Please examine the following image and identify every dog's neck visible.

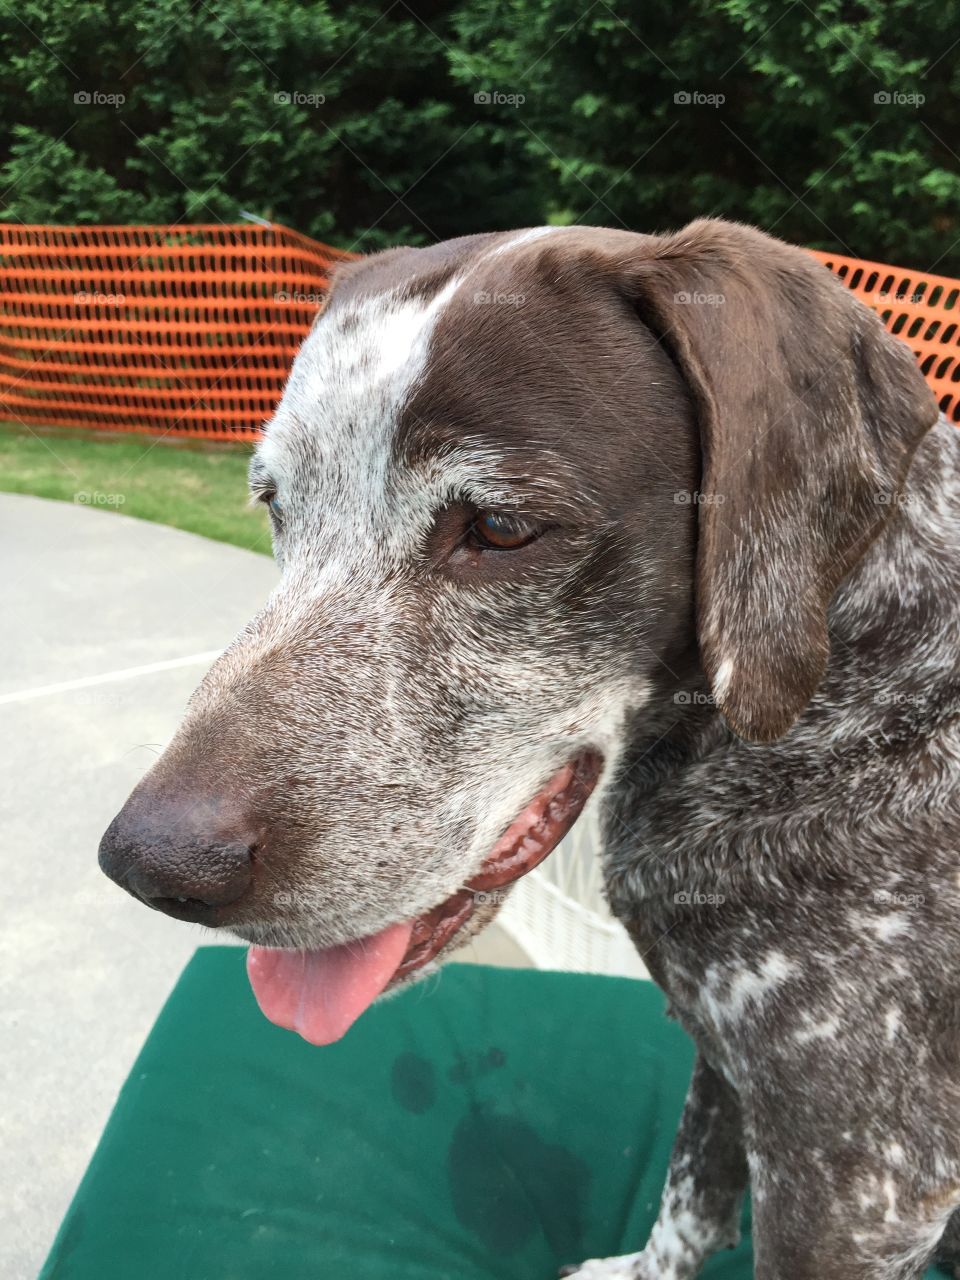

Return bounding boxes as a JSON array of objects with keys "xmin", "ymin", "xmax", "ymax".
[
  {"xmin": 826, "ymin": 414, "xmax": 960, "ymax": 711},
  {"xmin": 601, "ymin": 416, "xmax": 960, "ymax": 910}
]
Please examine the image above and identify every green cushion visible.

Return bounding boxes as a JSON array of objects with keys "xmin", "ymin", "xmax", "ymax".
[{"xmin": 41, "ymin": 948, "xmax": 948, "ymax": 1279}]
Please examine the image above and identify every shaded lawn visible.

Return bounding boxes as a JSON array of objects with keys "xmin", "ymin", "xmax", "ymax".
[{"xmin": 0, "ymin": 423, "xmax": 272, "ymax": 554}]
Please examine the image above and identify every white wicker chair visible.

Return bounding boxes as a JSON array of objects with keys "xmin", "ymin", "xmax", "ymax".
[{"xmin": 499, "ymin": 800, "xmax": 649, "ymax": 978}]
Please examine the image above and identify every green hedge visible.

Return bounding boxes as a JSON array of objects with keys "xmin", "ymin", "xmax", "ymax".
[{"xmin": 1, "ymin": 0, "xmax": 957, "ymax": 269}]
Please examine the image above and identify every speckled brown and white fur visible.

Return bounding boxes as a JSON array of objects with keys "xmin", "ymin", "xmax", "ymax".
[
  {"xmin": 579, "ymin": 412, "xmax": 960, "ymax": 1280},
  {"xmin": 102, "ymin": 220, "xmax": 960, "ymax": 1279}
]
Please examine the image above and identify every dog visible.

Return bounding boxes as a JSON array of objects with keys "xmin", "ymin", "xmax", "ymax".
[{"xmin": 99, "ymin": 218, "xmax": 960, "ymax": 1279}]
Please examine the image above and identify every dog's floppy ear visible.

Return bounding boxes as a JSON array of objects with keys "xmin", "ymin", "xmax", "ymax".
[{"xmin": 623, "ymin": 218, "xmax": 937, "ymax": 743}]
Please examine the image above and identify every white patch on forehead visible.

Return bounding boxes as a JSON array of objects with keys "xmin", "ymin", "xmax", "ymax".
[
  {"xmin": 486, "ymin": 225, "xmax": 564, "ymax": 257},
  {"xmin": 256, "ymin": 273, "xmax": 463, "ymax": 524},
  {"xmin": 303, "ymin": 273, "xmax": 461, "ymax": 405},
  {"xmin": 375, "ymin": 276, "xmax": 462, "ymax": 377},
  {"xmin": 261, "ymin": 229, "xmax": 579, "ymax": 500}
]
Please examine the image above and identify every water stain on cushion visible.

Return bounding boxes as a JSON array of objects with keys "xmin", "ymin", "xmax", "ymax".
[
  {"xmin": 390, "ymin": 1052, "xmax": 436, "ymax": 1114},
  {"xmin": 448, "ymin": 1046, "xmax": 507, "ymax": 1085},
  {"xmin": 447, "ymin": 1106, "xmax": 589, "ymax": 1257}
]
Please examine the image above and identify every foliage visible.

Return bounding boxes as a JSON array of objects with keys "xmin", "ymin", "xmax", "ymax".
[{"xmin": 0, "ymin": 0, "xmax": 957, "ymax": 269}]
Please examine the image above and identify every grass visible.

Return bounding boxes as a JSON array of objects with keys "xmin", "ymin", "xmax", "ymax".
[{"xmin": 0, "ymin": 422, "xmax": 272, "ymax": 554}]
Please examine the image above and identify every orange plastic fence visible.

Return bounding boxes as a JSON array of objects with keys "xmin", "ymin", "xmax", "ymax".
[
  {"xmin": 809, "ymin": 248, "xmax": 960, "ymax": 424},
  {"xmin": 0, "ymin": 226, "xmax": 957, "ymax": 439},
  {"xmin": 0, "ymin": 223, "xmax": 356, "ymax": 440}
]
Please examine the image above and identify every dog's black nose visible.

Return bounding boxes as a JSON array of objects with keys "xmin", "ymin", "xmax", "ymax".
[{"xmin": 98, "ymin": 795, "xmax": 255, "ymax": 924}]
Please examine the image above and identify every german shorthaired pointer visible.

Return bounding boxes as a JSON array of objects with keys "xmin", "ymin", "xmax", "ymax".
[{"xmin": 100, "ymin": 219, "xmax": 960, "ymax": 1279}]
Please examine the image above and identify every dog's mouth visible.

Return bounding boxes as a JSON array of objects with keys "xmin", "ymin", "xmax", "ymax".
[{"xmin": 245, "ymin": 751, "xmax": 603, "ymax": 1046}]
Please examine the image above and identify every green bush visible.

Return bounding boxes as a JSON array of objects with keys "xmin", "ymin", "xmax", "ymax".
[
  {"xmin": 0, "ymin": 0, "xmax": 957, "ymax": 270},
  {"xmin": 450, "ymin": 0, "xmax": 960, "ymax": 271},
  {"xmin": 0, "ymin": 1, "xmax": 544, "ymax": 250}
]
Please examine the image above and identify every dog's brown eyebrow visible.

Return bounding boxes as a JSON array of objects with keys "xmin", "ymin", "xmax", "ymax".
[
  {"xmin": 447, "ymin": 473, "xmax": 585, "ymax": 515},
  {"xmin": 398, "ymin": 419, "xmax": 598, "ymax": 512}
]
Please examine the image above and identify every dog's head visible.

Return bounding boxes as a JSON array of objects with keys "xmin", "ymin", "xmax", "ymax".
[{"xmin": 99, "ymin": 221, "xmax": 936, "ymax": 1043}]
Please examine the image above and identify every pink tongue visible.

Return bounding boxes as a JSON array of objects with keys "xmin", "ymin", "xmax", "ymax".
[{"xmin": 246, "ymin": 921, "xmax": 413, "ymax": 1046}]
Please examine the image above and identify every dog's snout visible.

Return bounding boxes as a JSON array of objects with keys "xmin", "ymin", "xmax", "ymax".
[{"xmin": 98, "ymin": 794, "xmax": 256, "ymax": 923}]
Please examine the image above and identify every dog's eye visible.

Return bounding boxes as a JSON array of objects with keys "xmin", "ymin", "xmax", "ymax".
[
  {"xmin": 468, "ymin": 511, "xmax": 541, "ymax": 551},
  {"xmin": 255, "ymin": 490, "xmax": 283, "ymax": 528}
]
